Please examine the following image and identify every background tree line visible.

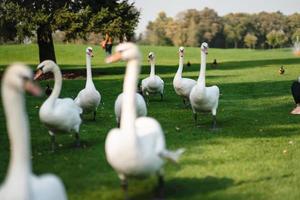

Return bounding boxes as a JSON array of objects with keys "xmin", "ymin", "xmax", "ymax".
[
  {"xmin": 140, "ymin": 8, "xmax": 300, "ymax": 49},
  {"xmin": 0, "ymin": 0, "xmax": 140, "ymax": 62}
]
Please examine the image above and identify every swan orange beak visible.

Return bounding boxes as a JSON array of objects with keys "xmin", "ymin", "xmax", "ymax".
[
  {"xmin": 106, "ymin": 52, "xmax": 122, "ymax": 63},
  {"xmin": 34, "ymin": 69, "xmax": 43, "ymax": 80},
  {"xmin": 24, "ymin": 80, "xmax": 42, "ymax": 96}
]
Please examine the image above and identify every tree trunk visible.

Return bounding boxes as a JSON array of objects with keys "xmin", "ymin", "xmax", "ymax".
[
  {"xmin": 37, "ymin": 24, "xmax": 56, "ymax": 63},
  {"xmin": 234, "ymin": 41, "xmax": 238, "ymax": 48}
]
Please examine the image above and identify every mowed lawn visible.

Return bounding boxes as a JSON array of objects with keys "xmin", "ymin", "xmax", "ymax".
[{"xmin": 1, "ymin": 44, "xmax": 300, "ymax": 200}]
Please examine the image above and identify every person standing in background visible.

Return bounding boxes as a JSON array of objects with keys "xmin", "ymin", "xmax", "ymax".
[
  {"xmin": 291, "ymin": 77, "xmax": 300, "ymax": 114},
  {"xmin": 102, "ymin": 33, "xmax": 113, "ymax": 57}
]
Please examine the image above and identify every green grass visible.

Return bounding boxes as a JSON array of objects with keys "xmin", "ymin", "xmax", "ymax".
[{"xmin": 1, "ymin": 43, "xmax": 300, "ymax": 200}]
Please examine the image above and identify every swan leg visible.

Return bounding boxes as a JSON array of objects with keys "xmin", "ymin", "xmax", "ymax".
[
  {"xmin": 117, "ymin": 117, "xmax": 120, "ymax": 128},
  {"xmin": 182, "ymin": 98, "xmax": 186, "ymax": 105},
  {"xmin": 75, "ymin": 132, "xmax": 81, "ymax": 148},
  {"xmin": 50, "ymin": 134, "xmax": 56, "ymax": 152},
  {"xmin": 160, "ymin": 93, "xmax": 163, "ymax": 101},
  {"xmin": 120, "ymin": 178, "xmax": 129, "ymax": 200},
  {"xmin": 182, "ymin": 98, "xmax": 190, "ymax": 108},
  {"xmin": 155, "ymin": 172, "xmax": 165, "ymax": 199},
  {"xmin": 212, "ymin": 115, "xmax": 217, "ymax": 129},
  {"xmin": 93, "ymin": 111, "xmax": 96, "ymax": 121},
  {"xmin": 193, "ymin": 113, "xmax": 197, "ymax": 124}
]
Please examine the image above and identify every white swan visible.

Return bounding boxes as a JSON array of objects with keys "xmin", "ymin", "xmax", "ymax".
[
  {"xmin": 190, "ymin": 42, "xmax": 220, "ymax": 128},
  {"xmin": 141, "ymin": 52, "xmax": 164, "ymax": 101},
  {"xmin": 114, "ymin": 93, "xmax": 147, "ymax": 126},
  {"xmin": 105, "ymin": 43, "xmax": 184, "ymax": 199},
  {"xmin": 173, "ymin": 47, "xmax": 197, "ymax": 105},
  {"xmin": 74, "ymin": 47, "xmax": 101, "ymax": 120},
  {"xmin": 34, "ymin": 60, "xmax": 82, "ymax": 151},
  {"xmin": 0, "ymin": 63, "xmax": 67, "ymax": 200}
]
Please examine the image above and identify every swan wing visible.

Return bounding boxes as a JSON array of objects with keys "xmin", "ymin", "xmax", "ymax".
[
  {"xmin": 114, "ymin": 93, "xmax": 147, "ymax": 123},
  {"xmin": 135, "ymin": 117, "xmax": 165, "ymax": 155},
  {"xmin": 75, "ymin": 88, "xmax": 101, "ymax": 112},
  {"xmin": 175, "ymin": 78, "xmax": 197, "ymax": 97},
  {"xmin": 40, "ymin": 98, "xmax": 82, "ymax": 132}
]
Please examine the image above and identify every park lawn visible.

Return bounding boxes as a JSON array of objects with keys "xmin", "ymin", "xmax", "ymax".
[{"xmin": 0, "ymin": 43, "xmax": 300, "ymax": 200}]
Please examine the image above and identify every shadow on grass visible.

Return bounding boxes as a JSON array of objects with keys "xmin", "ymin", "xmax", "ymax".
[
  {"xmin": 216, "ymin": 57, "xmax": 300, "ymax": 71},
  {"xmin": 165, "ymin": 176, "xmax": 234, "ymax": 199},
  {"xmin": 220, "ymin": 79, "xmax": 294, "ymax": 100},
  {"xmin": 1, "ymin": 56, "xmax": 297, "ymax": 78},
  {"xmin": 235, "ymin": 173, "xmax": 293, "ymax": 186}
]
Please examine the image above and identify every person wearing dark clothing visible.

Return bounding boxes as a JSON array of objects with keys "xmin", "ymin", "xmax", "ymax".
[
  {"xmin": 291, "ymin": 78, "xmax": 300, "ymax": 114},
  {"xmin": 103, "ymin": 33, "xmax": 113, "ymax": 56}
]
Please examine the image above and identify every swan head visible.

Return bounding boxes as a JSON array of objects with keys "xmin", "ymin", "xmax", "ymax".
[
  {"xmin": 179, "ymin": 47, "xmax": 184, "ymax": 57},
  {"xmin": 86, "ymin": 47, "xmax": 94, "ymax": 57},
  {"xmin": 34, "ymin": 60, "xmax": 57, "ymax": 80},
  {"xmin": 105, "ymin": 42, "xmax": 141, "ymax": 63},
  {"xmin": 201, "ymin": 42, "xmax": 209, "ymax": 55},
  {"xmin": 2, "ymin": 63, "xmax": 42, "ymax": 96},
  {"xmin": 148, "ymin": 52, "xmax": 155, "ymax": 62}
]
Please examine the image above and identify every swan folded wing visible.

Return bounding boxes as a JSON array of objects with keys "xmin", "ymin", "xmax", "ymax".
[
  {"xmin": 178, "ymin": 78, "xmax": 197, "ymax": 96},
  {"xmin": 135, "ymin": 118, "xmax": 185, "ymax": 164},
  {"xmin": 32, "ymin": 174, "xmax": 67, "ymax": 200},
  {"xmin": 55, "ymin": 98, "xmax": 83, "ymax": 114},
  {"xmin": 75, "ymin": 89, "xmax": 100, "ymax": 112},
  {"xmin": 135, "ymin": 117, "xmax": 166, "ymax": 155},
  {"xmin": 41, "ymin": 98, "xmax": 82, "ymax": 132},
  {"xmin": 144, "ymin": 77, "xmax": 163, "ymax": 93},
  {"xmin": 204, "ymin": 86, "xmax": 220, "ymax": 104}
]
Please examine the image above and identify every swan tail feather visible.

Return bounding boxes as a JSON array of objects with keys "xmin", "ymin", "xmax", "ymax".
[{"xmin": 159, "ymin": 148, "xmax": 185, "ymax": 163}]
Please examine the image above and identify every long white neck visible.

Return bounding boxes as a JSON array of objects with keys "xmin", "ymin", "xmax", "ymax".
[
  {"xmin": 1, "ymin": 82, "xmax": 31, "ymax": 191},
  {"xmin": 198, "ymin": 51, "xmax": 207, "ymax": 87},
  {"xmin": 85, "ymin": 54, "xmax": 94, "ymax": 88},
  {"xmin": 175, "ymin": 55, "xmax": 184, "ymax": 78},
  {"xmin": 47, "ymin": 65, "xmax": 62, "ymax": 105},
  {"xmin": 120, "ymin": 59, "xmax": 140, "ymax": 135},
  {"xmin": 150, "ymin": 60, "xmax": 155, "ymax": 77}
]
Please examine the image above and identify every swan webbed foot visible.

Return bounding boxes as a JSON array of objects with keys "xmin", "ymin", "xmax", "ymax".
[
  {"xmin": 50, "ymin": 135, "xmax": 56, "ymax": 152},
  {"xmin": 74, "ymin": 132, "xmax": 81, "ymax": 148},
  {"xmin": 155, "ymin": 174, "xmax": 165, "ymax": 200},
  {"xmin": 93, "ymin": 111, "xmax": 96, "ymax": 121},
  {"xmin": 120, "ymin": 178, "xmax": 129, "ymax": 200}
]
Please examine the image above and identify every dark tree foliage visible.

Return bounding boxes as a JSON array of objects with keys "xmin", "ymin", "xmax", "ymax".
[{"xmin": 0, "ymin": 0, "xmax": 140, "ymax": 62}]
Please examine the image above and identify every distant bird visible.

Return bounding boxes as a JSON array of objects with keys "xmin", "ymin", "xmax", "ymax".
[
  {"xmin": 212, "ymin": 58, "xmax": 218, "ymax": 68},
  {"xmin": 45, "ymin": 84, "xmax": 52, "ymax": 97},
  {"xmin": 141, "ymin": 52, "xmax": 164, "ymax": 101},
  {"xmin": 187, "ymin": 61, "xmax": 191, "ymax": 67},
  {"xmin": 190, "ymin": 43, "xmax": 220, "ymax": 129},
  {"xmin": 279, "ymin": 66, "xmax": 285, "ymax": 75},
  {"xmin": 74, "ymin": 47, "xmax": 101, "ymax": 120},
  {"xmin": 173, "ymin": 47, "xmax": 197, "ymax": 106}
]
